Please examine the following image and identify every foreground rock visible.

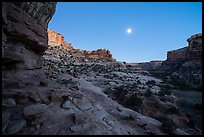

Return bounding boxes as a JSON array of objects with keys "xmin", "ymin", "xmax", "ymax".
[
  {"xmin": 23, "ymin": 104, "xmax": 48, "ymax": 116},
  {"xmin": 5, "ymin": 119, "xmax": 27, "ymax": 135}
]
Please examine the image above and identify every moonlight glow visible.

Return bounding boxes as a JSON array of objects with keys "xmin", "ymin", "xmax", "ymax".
[{"xmin": 127, "ymin": 28, "xmax": 132, "ymax": 34}]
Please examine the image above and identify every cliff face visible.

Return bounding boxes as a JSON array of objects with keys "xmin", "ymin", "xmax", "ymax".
[
  {"xmin": 48, "ymin": 29, "xmax": 65, "ymax": 46},
  {"xmin": 167, "ymin": 33, "xmax": 202, "ymax": 62},
  {"xmin": 48, "ymin": 29, "xmax": 74, "ymax": 49},
  {"xmin": 167, "ymin": 47, "xmax": 187, "ymax": 62},
  {"xmin": 2, "ymin": 2, "xmax": 56, "ymax": 79},
  {"xmin": 187, "ymin": 33, "xmax": 202, "ymax": 61},
  {"xmin": 163, "ymin": 34, "xmax": 202, "ymax": 90},
  {"xmin": 47, "ymin": 29, "xmax": 116, "ymax": 61}
]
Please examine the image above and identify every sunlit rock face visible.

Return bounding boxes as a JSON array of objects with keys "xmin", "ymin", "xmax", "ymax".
[
  {"xmin": 48, "ymin": 29, "xmax": 65, "ymax": 46},
  {"xmin": 48, "ymin": 29, "xmax": 73, "ymax": 47},
  {"xmin": 2, "ymin": 2, "xmax": 56, "ymax": 78},
  {"xmin": 47, "ymin": 29, "xmax": 116, "ymax": 62}
]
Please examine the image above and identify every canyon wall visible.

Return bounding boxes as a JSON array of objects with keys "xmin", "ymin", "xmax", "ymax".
[
  {"xmin": 2, "ymin": 2, "xmax": 57, "ymax": 82},
  {"xmin": 145, "ymin": 33, "xmax": 202, "ymax": 90},
  {"xmin": 167, "ymin": 33, "xmax": 202, "ymax": 62},
  {"xmin": 186, "ymin": 33, "xmax": 202, "ymax": 61},
  {"xmin": 47, "ymin": 29, "xmax": 116, "ymax": 61},
  {"xmin": 167, "ymin": 47, "xmax": 187, "ymax": 62},
  {"xmin": 2, "ymin": 2, "xmax": 56, "ymax": 79}
]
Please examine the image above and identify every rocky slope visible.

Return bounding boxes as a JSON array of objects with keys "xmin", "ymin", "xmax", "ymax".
[
  {"xmin": 138, "ymin": 33, "xmax": 202, "ymax": 91},
  {"xmin": 2, "ymin": 2, "xmax": 202, "ymax": 135},
  {"xmin": 43, "ymin": 30, "xmax": 202, "ymax": 135}
]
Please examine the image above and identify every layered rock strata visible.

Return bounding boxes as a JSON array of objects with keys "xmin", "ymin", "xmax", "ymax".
[
  {"xmin": 47, "ymin": 29, "xmax": 116, "ymax": 61},
  {"xmin": 2, "ymin": 2, "xmax": 56, "ymax": 79},
  {"xmin": 167, "ymin": 33, "xmax": 202, "ymax": 62}
]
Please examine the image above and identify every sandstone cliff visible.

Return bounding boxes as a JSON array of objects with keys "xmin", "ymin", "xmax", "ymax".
[
  {"xmin": 167, "ymin": 33, "xmax": 202, "ymax": 62},
  {"xmin": 47, "ymin": 29, "xmax": 116, "ymax": 62},
  {"xmin": 2, "ymin": 2, "xmax": 56, "ymax": 79}
]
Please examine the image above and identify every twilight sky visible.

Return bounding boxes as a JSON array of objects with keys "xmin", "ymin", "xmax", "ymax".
[{"xmin": 48, "ymin": 2, "xmax": 202, "ymax": 63}]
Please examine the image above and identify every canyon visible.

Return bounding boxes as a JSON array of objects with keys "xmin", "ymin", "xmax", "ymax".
[{"xmin": 2, "ymin": 2, "xmax": 202, "ymax": 135}]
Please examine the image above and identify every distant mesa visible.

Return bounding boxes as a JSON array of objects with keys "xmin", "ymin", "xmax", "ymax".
[{"xmin": 47, "ymin": 29, "xmax": 116, "ymax": 62}]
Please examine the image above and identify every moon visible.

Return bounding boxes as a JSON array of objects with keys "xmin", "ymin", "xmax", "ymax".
[
  {"xmin": 127, "ymin": 28, "xmax": 132, "ymax": 34},
  {"xmin": 126, "ymin": 28, "xmax": 132, "ymax": 34}
]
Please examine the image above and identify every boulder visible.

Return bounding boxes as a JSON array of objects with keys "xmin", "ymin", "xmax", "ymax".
[{"xmin": 23, "ymin": 104, "xmax": 48, "ymax": 116}]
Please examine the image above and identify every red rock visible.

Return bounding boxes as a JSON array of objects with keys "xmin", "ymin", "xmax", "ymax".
[{"xmin": 47, "ymin": 29, "xmax": 116, "ymax": 62}]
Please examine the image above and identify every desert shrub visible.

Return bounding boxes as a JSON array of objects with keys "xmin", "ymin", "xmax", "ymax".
[
  {"xmin": 113, "ymin": 86, "xmax": 128, "ymax": 102},
  {"xmin": 146, "ymin": 80, "xmax": 156, "ymax": 85},
  {"xmin": 125, "ymin": 93, "xmax": 143, "ymax": 108},
  {"xmin": 159, "ymin": 96, "xmax": 167, "ymax": 102},
  {"xmin": 158, "ymin": 117, "xmax": 174, "ymax": 135},
  {"xmin": 168, "ymin": 106, "xmax": 180, "ymax": 114},
  {"xmin": 158, "ymin": 91, "xmax": 164, "ymax": 96},
  {"xmin": 158, "ymin": 85, "xmax": 172, "ymax": 96},
  {"xmin": 144, "ymin": 88, "xmax": 153, "ymax": 97},
  {"xmin": 131, "ymin": 83, "xmax": 138, "ymax": 90},
  {"xmin": 161, "ymin": 84, "xmax": 172, "ymax": 91},
  {"xmin": 169, "ymin": 78, "xmax": 193, "ymax": 90},
  {"xmin": 162, "ymin": 120, "xmax": 174, "ymax": 134},
  {"xmin": 136, "ymin": 80, "xmax": 142, "ymax": 84}
]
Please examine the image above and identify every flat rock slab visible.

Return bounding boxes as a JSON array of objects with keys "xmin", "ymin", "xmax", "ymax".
[
  {"xmin": 6, "ymin": 119, "xmax": 27, "ymax": 135},
  {"xmin": 73, "ymin": 97, "xmax": 93, "ymax": 111},
  {"xmin": 23, "ymin": 104, "xmax": 48, "ymax": 116},
  {"xmin": 2, "ymin": 112, "xmax": 11, "ymax": 133},
  {"xmin": 2, "ymin": 98, "xmax": 16, "ymax": 107}
]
